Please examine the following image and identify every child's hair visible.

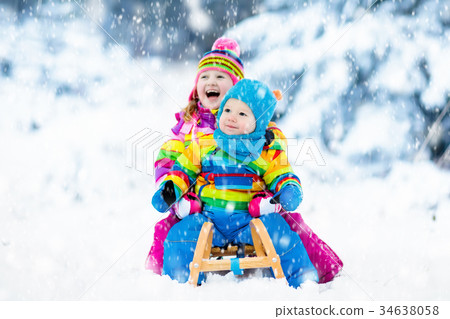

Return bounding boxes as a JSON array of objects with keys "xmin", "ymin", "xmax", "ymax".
[
  {"xmin": 183, "ymin": 37, "xmax": 244, "ymax": 122},
  {"xmin": 182, "ymin": 98, "xmax": 199, "ymax": 122}
]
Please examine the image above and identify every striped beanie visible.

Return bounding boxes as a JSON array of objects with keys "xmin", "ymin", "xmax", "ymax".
[{"xmin": 189, "ymin": 37, "xmax": 245, "ymax": 101}]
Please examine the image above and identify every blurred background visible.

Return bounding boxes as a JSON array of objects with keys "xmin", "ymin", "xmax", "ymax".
[{"xmin": 1, "ymin": 0, "xmax": 449, "ymax": 167}]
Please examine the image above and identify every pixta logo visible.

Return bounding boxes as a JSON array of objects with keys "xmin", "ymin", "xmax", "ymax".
[
  {"xmin": 285, "ymin": 138, "xmax": 326, "ymax": 166},
  {"xmin": 126, "ymin": 128, "xmax": 326, "ymax": 175},
  {"xmin": 125, "ymin": 128, "xmax": 172, "ymax": 176}
]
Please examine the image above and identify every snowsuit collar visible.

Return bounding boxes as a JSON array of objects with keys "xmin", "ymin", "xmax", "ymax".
[
  {"xmin": 171, "ymin": 103, "xmax": 217, "ymax": 136},
  {"xmin": 213, "ymin": 129, "xmax": 267, "ymax": 163}
]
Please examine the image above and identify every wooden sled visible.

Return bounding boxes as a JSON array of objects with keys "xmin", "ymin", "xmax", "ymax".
[{"xmin": 188, "ymin": 218, "xmax": 286, "ymax": 286}]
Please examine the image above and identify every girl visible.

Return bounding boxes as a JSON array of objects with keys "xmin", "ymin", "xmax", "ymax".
[
  {"xmin": 146, "ymin": 38, "xmax": 343, "ymax": 283},
  {"xmin": 146, "ymin": 37, "xmax": 245, "ymax": 274}
]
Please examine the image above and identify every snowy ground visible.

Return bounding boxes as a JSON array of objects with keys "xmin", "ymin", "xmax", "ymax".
[{"xmin": 1, "ymin": 13, "xmax": 450, "ymax": 302}]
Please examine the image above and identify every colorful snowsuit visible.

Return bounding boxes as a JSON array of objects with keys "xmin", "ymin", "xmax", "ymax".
[
  {"xmin": 146, "ymin": 106, "xmax": 343, "ymax": 283},
  {"xmin": 160, "ymin": 135, "xmax": 318, "ymax": 287},
  {"xmin": 154, "ymin": 105, "xmax": 217, "ymax": 186}
]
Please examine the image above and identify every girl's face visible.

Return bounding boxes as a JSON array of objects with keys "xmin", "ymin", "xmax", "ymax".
[
  {"xmin": 196, "ymin": 70, "xmax": 234, "ymax": 110},
  {"xmin": 219, "ymin": 98, "xmax": 256, "ymax": 135}
]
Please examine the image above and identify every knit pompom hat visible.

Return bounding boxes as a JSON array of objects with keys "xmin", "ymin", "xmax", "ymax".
[{"xmin": 188, "ymin": 37, "xmax": 245, "ymax": 101}]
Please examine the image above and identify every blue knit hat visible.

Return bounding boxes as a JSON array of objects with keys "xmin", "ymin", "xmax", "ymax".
[
  {"xmin": 214, "ymin": 79, "xmax": 279, "ymax": 162},
  {"xmin": 217, "ymin": 79, "xmax": 277, "ymax": 134}
]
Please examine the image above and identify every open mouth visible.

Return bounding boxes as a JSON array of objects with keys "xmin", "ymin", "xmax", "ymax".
[{"xmin": 206, "ymin": 90, "xmax": 220, "ymax": 98}]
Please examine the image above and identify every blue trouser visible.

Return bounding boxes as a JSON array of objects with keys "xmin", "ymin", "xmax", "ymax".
[{"xmin": 162, "ymin": 213, "xmax": 318, "ymax": 288}]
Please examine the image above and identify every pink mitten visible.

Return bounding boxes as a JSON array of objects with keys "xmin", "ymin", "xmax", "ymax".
[
  {"xmin": 173, "ymin": 192, "xmax": 202, "ymax": 219},
  {"xmin": 248, "ymin": 192, "xmax": 282, "ymax": 218}
]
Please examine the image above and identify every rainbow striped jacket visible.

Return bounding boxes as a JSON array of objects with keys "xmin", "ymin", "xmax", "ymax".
[
  {"xmin": 161, "ymin": 132, "xmax": 301, "ymax": 216},
  {"xmin": 154, "ymin": 106, "xmax": 217, "ymax": 185},
  {"xmin": 154, "ymin": 106, "xmax": 288, "ymax": 186}
]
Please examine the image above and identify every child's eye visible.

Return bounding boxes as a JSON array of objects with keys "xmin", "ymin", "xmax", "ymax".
[
  {"xmin": 239, "ymin": 112, "xmax": 247, "ymax": 116},
  {"xmin": 217, "ymin": 75, "xmax": 224, "ymax": 79},
  {"xmin": 200, "ymin": 74, "xmax": 208, "ymax": 79},
  {"xmin": 224, "ymin": 108, "xmax": 231, "ymax": 113}
]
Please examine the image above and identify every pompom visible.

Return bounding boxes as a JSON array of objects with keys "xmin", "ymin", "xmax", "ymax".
[
  {"xmin": 272, "ymin": 90, "xmax": 283, "ymax": 101},
  {"xmin": 212, "ymin": 37, "xmax": 240, "ymax": 57}
]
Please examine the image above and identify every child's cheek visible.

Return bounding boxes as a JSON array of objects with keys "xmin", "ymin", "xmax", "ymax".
[{"xmin": 246, "ymin": 122, "xmax": 256, "ymax": 134}]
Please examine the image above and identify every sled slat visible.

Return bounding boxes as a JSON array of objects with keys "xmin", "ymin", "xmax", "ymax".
[{"xmin": 210, "ymin": 245, "xmax": 256, "ymax": 257}]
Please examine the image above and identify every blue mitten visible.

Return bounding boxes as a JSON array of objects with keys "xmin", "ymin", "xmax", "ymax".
[
  {"xmin": 152, "ymin": 181, "xmax": 178, "ymax": 212},
  {"xmin": 271, "ymin": 184, "xmax": 303, "ymax": 212}
]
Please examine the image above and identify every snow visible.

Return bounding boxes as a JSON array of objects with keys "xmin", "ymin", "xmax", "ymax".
[
  {"xmin": 338, "ymin": 103, "xmax": 411, "ymax": 162},
  {"xmin": 185, "ymin": 0, "xmax": 212, "ymax": 33},
  {"xmin": 1, "ymin": 1, "xmax": 449, "ymax": 306},
  {"xmin": 227, "ymin": 1, "xmax": 450, "ymax": 164}
]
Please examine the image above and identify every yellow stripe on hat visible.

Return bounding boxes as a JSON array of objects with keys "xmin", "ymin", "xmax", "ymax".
[
  {"xmin": 198, "ymin": 56, "xmax": 244, "ymax": 79},
  {"xmin": 199, "ymin": 57, "xmax": 244, "ymax": 79}
]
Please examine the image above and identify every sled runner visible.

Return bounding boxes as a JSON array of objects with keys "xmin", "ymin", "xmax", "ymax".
[{"xmin": 188, "ymin": 218, "xmax": 286, "ymax": 286}]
